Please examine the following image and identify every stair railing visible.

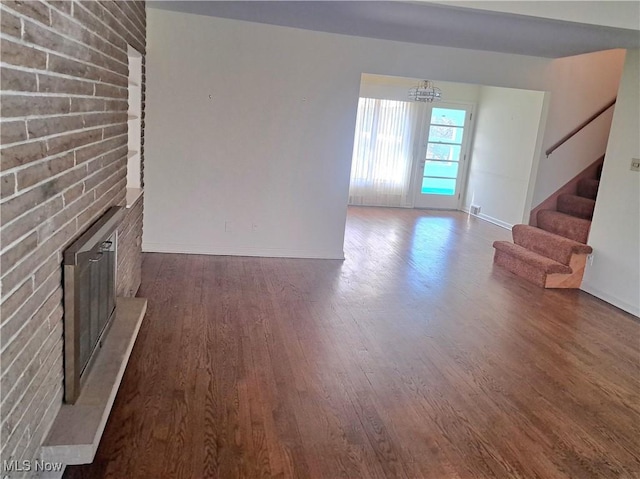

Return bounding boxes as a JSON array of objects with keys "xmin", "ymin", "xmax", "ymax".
[{"xmin": 545, "ymin": 97, "xmax": 617, "ymax": 157}]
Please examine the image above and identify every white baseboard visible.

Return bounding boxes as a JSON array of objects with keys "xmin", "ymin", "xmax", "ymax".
[
  {"xmin": 142, "ymin": 242, "xmax": 345, "ymax": 260},
  {"xmin": 580, "ymin": 283, "xmax": 640, "ymax": 318},
  {"xmin": 461, "ymin": 208, "xmax": 513, "ymax": 230},
  {"xmin": 477, "ymin": 213, "xmax": 513, "ymax": 230}
]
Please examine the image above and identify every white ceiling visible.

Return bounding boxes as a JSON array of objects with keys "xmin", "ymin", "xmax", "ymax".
[
  {"xmin": 149, "ymin": 1, "xmax": 640, "ymax": 58},
  {"xmin": 430, "ymin": 1, "xmax": 640, "ymax": 31}
]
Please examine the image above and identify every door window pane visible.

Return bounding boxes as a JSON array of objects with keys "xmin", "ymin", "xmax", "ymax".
[
  {"xmin": 428, "ymin": 126, "xmax": 464, "ymax": 144},
  {"xmin": 421, "ymin": 177, "xmax": 456, "ymax": 196},
  {"xmin": 430, "ymin": 108, "xmax": 466, "ymax": 127},
  {"xmin": 426, "ymin": 143, "xmax": 461, "ymax": 162},
  {"xmin": 423, "ymin": 160, "xmax": 459, "ymax": 179}
]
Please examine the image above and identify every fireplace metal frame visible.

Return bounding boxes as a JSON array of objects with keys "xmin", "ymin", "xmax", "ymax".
[{"xmin": 63, "ymin": 206, "xmax": 124, "ymax": 404}]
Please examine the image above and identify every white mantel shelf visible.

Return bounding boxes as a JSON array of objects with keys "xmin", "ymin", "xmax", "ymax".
[{"xmin": 41, "ymin": 297, "xmax": 147, "ymax": 465}]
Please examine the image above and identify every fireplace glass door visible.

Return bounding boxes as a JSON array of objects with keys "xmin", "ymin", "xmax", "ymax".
[{"xmin": 77, "ymin": 233, "xmax": 117, "ymax": 376}]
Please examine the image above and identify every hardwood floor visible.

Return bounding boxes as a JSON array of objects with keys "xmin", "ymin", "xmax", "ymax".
[{"xmin": 64, "ymin": 207, "xmax": 640, "ymax": 479}]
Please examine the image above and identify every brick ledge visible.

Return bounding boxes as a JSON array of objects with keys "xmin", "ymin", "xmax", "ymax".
[{"xmin": 125, "ymin": 187, "xmax": 143, "ymax": 208}]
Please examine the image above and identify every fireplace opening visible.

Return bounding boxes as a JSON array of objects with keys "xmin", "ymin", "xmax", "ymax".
[{"xmin": 63, "ymin": 206, "xmax": 124, "ymax": 404}]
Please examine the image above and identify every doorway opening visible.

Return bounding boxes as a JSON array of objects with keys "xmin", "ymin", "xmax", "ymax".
[
  {"xmin": 347, "ymin": 73, "xmax": 547, "ymax": 229},
  {"xmin": 348, "ymin": 74, "xmax": 477, "ymax": 211}
]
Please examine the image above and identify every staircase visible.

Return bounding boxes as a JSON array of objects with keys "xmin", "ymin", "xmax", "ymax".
[{"xmin": 492, "ymin": 167, "xmax": 601, "ymax": 288}]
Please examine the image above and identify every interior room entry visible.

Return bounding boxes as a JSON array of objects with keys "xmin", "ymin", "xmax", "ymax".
[{"xmin": 413, "ymin": 103, "xmax": 474, "ymax": 209}]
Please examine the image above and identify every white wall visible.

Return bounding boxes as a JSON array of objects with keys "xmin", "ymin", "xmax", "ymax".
[
  {"xmin": 532, "ymin": 49, "xmax": 626, "ymax": 207},
  {"xmin": 582, "ymin": 50, "xmax": 640, "ymax": 316},
  {"xmin": 464, "ymin": 86, "xmax": 545, "ymax": 228},
  {"xmin": 144, "ymin": 8, "xmax": 550, "ymax": 258}
]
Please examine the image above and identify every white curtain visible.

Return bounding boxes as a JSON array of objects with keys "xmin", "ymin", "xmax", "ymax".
[{"xmin": 349, "ymin": 98, "xmax": 419, "ymax": 207}]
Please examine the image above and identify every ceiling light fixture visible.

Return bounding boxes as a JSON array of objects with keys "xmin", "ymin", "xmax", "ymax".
[{"xmin": 408, "ymin": 80, "xmax": 442, "ymax": 103}]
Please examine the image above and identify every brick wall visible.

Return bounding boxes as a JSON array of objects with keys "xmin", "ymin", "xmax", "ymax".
[
  {"xmin": 117, "ymin": 194, "xmax": 143, "ymax": 297},
  {"xmin": 0, "ymin": 0, "xmax": 146, "ymax": 472}
]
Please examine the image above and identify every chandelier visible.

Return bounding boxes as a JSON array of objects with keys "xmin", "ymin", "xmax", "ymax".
[{"xmin": 408, "ymin": 80, "xmax": 442, "ymax": 103}]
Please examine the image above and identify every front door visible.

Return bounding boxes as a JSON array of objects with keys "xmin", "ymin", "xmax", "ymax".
[{"xmin": 413, "ymin": 104, "xmax": 473, "ymax": 209}]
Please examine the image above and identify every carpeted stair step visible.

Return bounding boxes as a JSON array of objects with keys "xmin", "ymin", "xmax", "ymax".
[
  {"xmin": 537, "ymin": 210, "xmax": 591, "ymax": 243},
  {"xmin": 557, "ymin": 194, "xmax": 596, "ymax": 220},
  {"xmin": 493, "ymin": 241, "xmax": 572, "ymax": 287},
  {"xmin": 512, "ymin": 225, "xmax": 592, "ymax": 266},
  {"xmin": 577, "ymin": 178, "xmax": 600, "ymax": 200}
]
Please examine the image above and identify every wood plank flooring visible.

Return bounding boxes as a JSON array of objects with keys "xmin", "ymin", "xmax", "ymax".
[{"xmin": 64, "ymin": 207, "xmax": 640, "ymax": 479}]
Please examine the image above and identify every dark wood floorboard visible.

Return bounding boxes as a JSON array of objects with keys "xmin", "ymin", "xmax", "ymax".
[{"xmin": 64, "ymin": 207, "xmax": 640, "ymax": 479}]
